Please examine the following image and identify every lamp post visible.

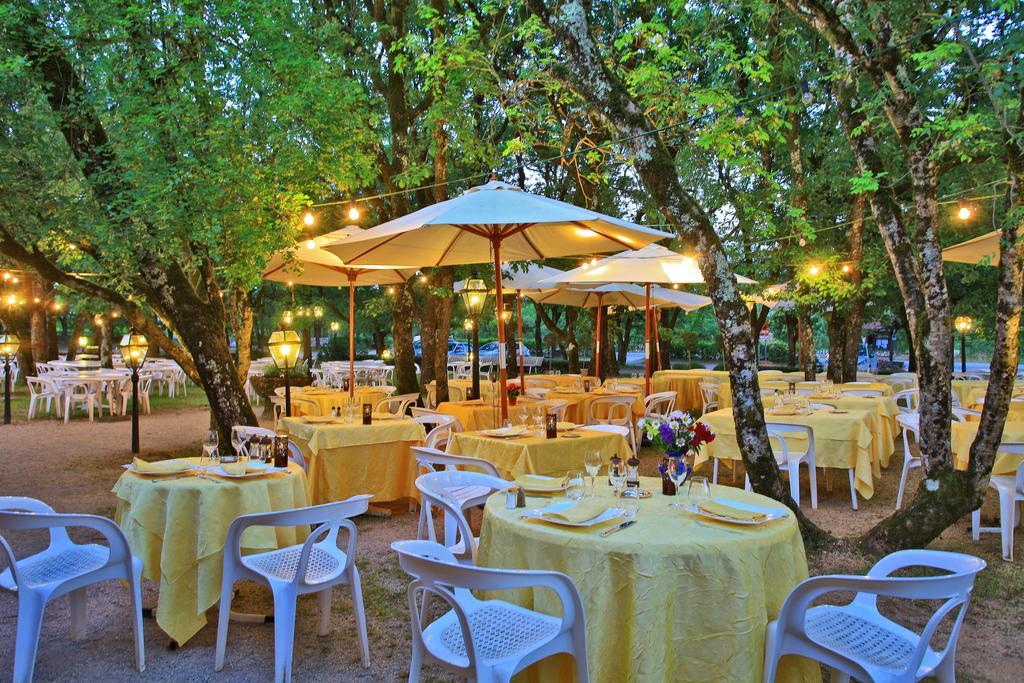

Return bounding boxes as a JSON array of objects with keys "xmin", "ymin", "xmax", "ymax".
[
  {"xmin": 118, "ymin": 328, "xmax": 149, "ymax": 453},
  {"xmin": 313, "ymin": 306, "xmax": 324, "ymax": 355},
  {"xmin": 954, "ymin": 316, "xmax": 973, "ymax": 373},
  {"xmin": 0, "ymin": 331, "xmax": 20, "ymax": 425},
  {"xmin": 460, "ymin": 271, "xmax": 489, "ymax": 400},
  {"xmin": 268, "ymin": 326, "xmax": 302, "ymax": 417}
]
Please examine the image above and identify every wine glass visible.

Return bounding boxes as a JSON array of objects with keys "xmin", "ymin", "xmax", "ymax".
[
  {"xmin": 230, "ymin": 427, "xmax": 244, "ymax": 458},
  {"xmin": 201, "ymin": 429, "xmax": 219, "ymax": 467},
  {"xmin": 667, "ymin": 457, "xmax": 690, "ymax": 507},
  {"xmin": 583, "ymin": 451, "xmax": 602, "ymax": 497},
  {"xmin": 687, "ymin": 476, "xmax": 712, "ymax": 509},
  {"xmin": 565, "ymin": 470, "xmax": 586, "ymax": 501}
]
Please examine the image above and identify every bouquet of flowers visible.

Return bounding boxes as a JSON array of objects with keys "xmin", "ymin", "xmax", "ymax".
[
  {"xmin": 638, "ymin": 410, "xmax": 715, "ymax": 458},
  {"xmin": 506, "ymin": 383, "xmax": 521, "ymax": 400}
]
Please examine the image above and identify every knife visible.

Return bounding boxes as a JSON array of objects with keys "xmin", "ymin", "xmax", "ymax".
[{"xmin": 599, "ymin": 520, "xmax": 636, "ymax": 537}]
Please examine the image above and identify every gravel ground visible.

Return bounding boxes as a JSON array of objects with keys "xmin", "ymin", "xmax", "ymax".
[{"xmin": 0, "ymin": 404, "xmax": 1020, "ymax": 682}]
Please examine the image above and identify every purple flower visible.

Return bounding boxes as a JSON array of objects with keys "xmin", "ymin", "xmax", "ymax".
[{"xmin": 659, "ymin": 423, "xmax": 674, "ymax": 444}]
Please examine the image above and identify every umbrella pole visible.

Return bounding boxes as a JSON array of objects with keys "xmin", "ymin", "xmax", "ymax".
[
  {"xmin": 349, "ymin": 276, "xmax": 356, "ymax": 398},
  {"xmin": 492, "ymin": 237, "xmax": 509, "ymax": 421},
  {"xmin": 517, "ymin": 289, "xmax": 525, "ymax": 392},
  {"xmin": 653, "ymin": 309, "xmax": 662, "ymax": 371},
  {"xmin": 644, "ymin": 284, "xmax": 651, "ymax": 396}
]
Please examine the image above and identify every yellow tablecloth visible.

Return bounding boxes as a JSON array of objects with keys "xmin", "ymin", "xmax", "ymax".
[
  {"xmin": 951, "ymin": 379, "xmax": 991, "ymax": 406},
  {"xmin": 436, "ymin": 400, "xmax": 543, "ymax": 432},
  {"xmin": 445, "ymin": 428, "xmax": 630, "ymax": 479},
  {"xmin": 544, "ymin": 388, "xmax": 645, "ymax": 424},
  {"xmin": 965, "ymin": 388, "xmax": 1024, "ymax": 419},
  {"xmin": 951, "ymin": 421, "xmax": 1024, "ymax": 474},
  {"xmin": 477, "ymin": 477, "xmax": 815, "ymax": 682},
  {"xmin": 652, "ymin": 370, "xmax": 733, "ymax": 412},
  {"xmin": 800, "ymin": 395, "xmax": 899, "ymax": 467},
  {"xmin": 760, "ymin": 381, "xmax": 894, "ymax": 397},
  {"xmin": 428, "ymin": 378, "xmax": 498, "ymax": 401},
  {"xmin": 601, "ymin": 376, "xmax": 646, "ymax": 389},
  {"xmin": 281, "ymin": 417, "xmax": 425, "ymax": 505},
  {"xmin": 112, "ymin": 459, "xmax": 309, "ymax": 645},
  {"xmin": 527, "ymin": 373, "xmax": 599, "ymax": 388},
  {"xmin": 290, "ymin": 387, "xmax": 389, "ymax": 417},
  {"xmin": 699, "ymin": 408, "xmax": 881, "ymax": 499}
]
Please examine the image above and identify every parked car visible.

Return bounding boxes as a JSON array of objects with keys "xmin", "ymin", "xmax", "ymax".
[
  {"xmin": 478, "ymin": 340, "xmax": 531, "ymax": 360},
  {"xmin": 413, "ymin": 337, "xmax": 462, "ymax": 358}
]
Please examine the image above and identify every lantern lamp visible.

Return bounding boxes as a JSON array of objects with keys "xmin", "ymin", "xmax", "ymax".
[
  {"xmin": 118, "ymin": 329, "xmax": 149, "ymax": 452},
  {"xmin": 269, "ymin": 328, "xmax": 303, "ymax": 416}
]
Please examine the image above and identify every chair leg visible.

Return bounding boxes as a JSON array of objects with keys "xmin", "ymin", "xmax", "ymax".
[
  {"xmin": 69, "ymin": 587, "xmax": 88, "ymax": 641},
  {"xmin": 972, "ymin": 508, "xmax": 982, "ymax": 541},
  {"xmin": 712, "ymin": 458, "xmax": 718, "ymax": 485},
  {"xmin": 761, "ymin": 623, "xmax": 779, "ymax": 683},
  {"xmin": 807, "ymin": 457, "xmax": 818, "ymax": 509},
  {"xmin": 998, "ymin": 490, "xmax": 1015, "ymax": 561},
  {"xmin": 787, "ymin": 462, "xmax": 801, "ymax": 508},
  {"xmin": 408, "ymin": 639, "xmax": 424, "ymax": 683},
  {"xmin": 14, "ymin": 591, "xmax": 47, "ymax": 683},
  {"xmin": 847, "ymin": 469, "xmax": 858, "ymax": 510},
  {"xmin": 895, "ymin": 458, "xmax": 911, "ymax": 510},
  {"xmin": 349, "ymin": 568, "xmax": 371, "ymax": 668},
  {"xmin": 272, "ymin": 591, "xmax": 298, "ymax": 683},
  {"xmin": 214, "ymin": 570, "xmax": 236, "ymax": 671},
  {"xmin": 317, "ymin": 588, "xmax": 332, "ymax": 636},
  {"xmin": 128, "ymin": 560, "xmax": 146, "ymax": 672}
]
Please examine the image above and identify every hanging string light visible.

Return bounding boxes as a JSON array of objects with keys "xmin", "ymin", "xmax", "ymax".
[
  {"xmin": 347, "ymin": 204, "xmax": 361, "ymax": 221},
  {"xmin": 303, "ymin": 210, "xmax": 315, "ymax": 226},
  {"xmin": 957, "ymin": 203, "xmax": 973, "ymax": 220}
]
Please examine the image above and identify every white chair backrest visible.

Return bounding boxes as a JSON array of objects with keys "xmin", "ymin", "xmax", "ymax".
[
  {"xmin": 894, "ymin": 389, "xmax": 919, "ymax": 413},
  {"xmin": 415, "ymin": 471, "xmax": 507, "ymax": 563},
  {"xmin": 995, "ymin": 442, "xmax": 1024, "ymax": 493},
  {"xmin": 583, "ymin": 424, "xmax": 629, "ymax": 438},
  {"xmin": 528, "ymin": 378, "xmax": 557, "ymax": 389},
  {"xmin": 374, "ymin": 392, "xmax": 419, "ymax": 417},
  {"xmin": 538, "ymin": 399, "xmax": 569, "ymax": 421},
  {"xmin": 587, "ymin": 396, "xmax": 634, "ymax": 426},
  {"xmin": 412, "ymin": 446, "xmax": 501, "ymax": 478},
  {"xmin": 952, "ymin": 407, "xmax": 981, "ymax": 422},
  {"xmin": 643, "ymin": 391, "xmax": 676, "ymax": 417},
  {"xmin": 765, "ymin": 423, "xmax": 814, "ymax": 465},
  {"xmin": 896, "ymin": 411, "xmax": 919, "ymax": 435}
]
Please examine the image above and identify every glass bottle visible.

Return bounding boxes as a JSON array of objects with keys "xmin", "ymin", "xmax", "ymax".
[{"xmin": 624, "ymin": 452, "xmax": 641, "ymax": 497}]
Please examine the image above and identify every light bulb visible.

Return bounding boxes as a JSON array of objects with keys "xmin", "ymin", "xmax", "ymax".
[
  {"xmin": 581, "ymin": 262, "xmax": 590, "ymax": 270},
  {"xmin": 808, "ymin": 265, "xmax": 820, "ymax": 276},
  {"xmin": 589, "ymin": 258, "xmax": 598, "ymax": 266},
  {"xmin": 2, "ymin": 273, "xmax": 9, "ymax": 280},
  {"xmin": 419, "ymin": 275, "xmax": 427, "ymax": 283},
  {"xmin": 303, "ymin": 211, "xmax": 315, "ymax": 226},
  {"xmin": 842, "ymin": 264, "xmax": 850, "ymax": 273},
  {"xmin": 957, "ymin": 205, "xmax": 972, "ymax": 220},
  {"xmin": 347, "ymin": 205, "xmax": 360, "ymax": 220}
]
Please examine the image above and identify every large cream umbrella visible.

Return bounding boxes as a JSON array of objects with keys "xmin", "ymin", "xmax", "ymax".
[
  {"xmin": 455, "ymin": 263, "xmax": 565, "ymax": 391},
  {"xmin": 542, "ymin": 244, "xmax": 755, "ymax": 393},
  {"xmin": 528, "ymin": 284, "xmax": 711, "ymax": 379},
  {"xmin": 941, "ymin": 230, "xmax": 999, "ymax": 265},
  {"xmin": 326, "ymin": 180, "xmax": 672, "ymax": 418},
  {"xmin": 263, "ymin": 226, "xmax": 416, "ymax": 396}
]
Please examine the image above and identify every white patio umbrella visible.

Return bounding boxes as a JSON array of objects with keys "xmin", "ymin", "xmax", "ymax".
[
  {"xmin": 941, "ymin": 230, "xmax": 999, "ymax": 265},
  {"xmin": 263, "ymin": 226, "xmax": 416, "ymax": 396},
  {"xmin": 326, "ymin": 180, "xmax": 672, "ymax": 418},
  {"xmin": 542, "ymin": 244, "xmax": 755, "ymax": 393},
  {"xmin": 527, "ymin": 284, "xmax": 711, "ymax": 379}
]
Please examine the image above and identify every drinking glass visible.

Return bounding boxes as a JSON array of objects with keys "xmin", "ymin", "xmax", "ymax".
[
  {"xmin": 584, "ymin": 451, "xmax": 602, "ymax": 496},
  {"xmin": 201, "ymin": 429, "xmax": 219, "ymax": 467},
  {"xmin": 667, "ymin": 457, "xmax": 689, "ymax": 507},
  {"xmin": 565, "ymin": 470, "xmax": 586, "ymax": 501},
  {"xmin": 230, "ymin": 427, "xmax": 243, "ymax": 457},
  {"xmin": 609, "ymin": 459, "xmax": 627, "ymax": 497},
  {"xmin": 687, "ymin": 476, "xmax": 712, "ymax": 508}
]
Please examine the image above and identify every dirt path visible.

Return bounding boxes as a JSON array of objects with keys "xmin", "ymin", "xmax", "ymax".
[{"xmin": 0, "ymin": 406, "xmax": 1019, "ymax": 681}]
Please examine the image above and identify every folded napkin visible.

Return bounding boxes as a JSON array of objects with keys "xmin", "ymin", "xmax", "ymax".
[
  {"xmin": 461, "ymin": 399, "xmax": 484, "ymax": 406},
  {"xmin": 489, "ymin": 425, "xmax": 528, "ymax": 436},
  {"xmin": 767, "ymin": 405, "xmax": 798, "ymax": 415},
  {"xmin": 541, "ymin": 499, "xmax": 608, "ymax": 524},
  {"xmin": 556, "ymin": 421, "xmax": 577, "ymax": 431},
  {"xmin": 515, "ymin": 474, "xmax": 565, "ymax": 491},
  {"xmin": 132, "ymin": 457, "xmax": 190, "ymax": 474},
  {"xmin": 698, "ymin": 501, "xmax": 769, "ymax": 522},
  {"xmin": 219, "ymin": 461, "xmax": 265, "ymax": 476}
]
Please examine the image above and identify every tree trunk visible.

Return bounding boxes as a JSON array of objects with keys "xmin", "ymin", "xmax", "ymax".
[
  {"xmin": 431, "ymin": 267, "xmax": 454, "ymax": 403},
  {"xmin": 392, "ymin": 283, "xmax": 418, "ymax": 395},
  {"xmin": 826, "ymin": 311, "xmax": 846, "ymax": 382},
  {"xmin": 66, "ymin": 314, "xmax": 85, "ymax": 361},
  {"xmin": 797, "ymin": 311, "xmax": 815, "ymax": 380},
  {"xmin": 45, "ymin": 309, "xmax": 58, "ymax": 361},
  {"xmin": 785, "ymin": 313, "xmax": 797, "ymax": 367}
]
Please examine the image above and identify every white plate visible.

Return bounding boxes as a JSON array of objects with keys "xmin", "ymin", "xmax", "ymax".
[
  {"xmin": 204, "ymin": 464, "xmax": 287, "ymax": 479},
  {"xmin": 523, "ymin": 500, "xmax": 625, "ymax": 527},
  {"xmin": 685, "ymin": 498, "xmax": 789, "ymax": 526},
  {"xmin": 516, "ymin": 475, "xmax": 570, "ymax": 493},
  {"xmin": 301, "ymin": 416, "xmax": 336, "ymax": 423},
  {"xmin": 481, "ymin": 428, "xmax": 529, "ymax": 438},
  {"xmin": 122, "ymin": 461, "xmax": 196, "ymax": 476}
]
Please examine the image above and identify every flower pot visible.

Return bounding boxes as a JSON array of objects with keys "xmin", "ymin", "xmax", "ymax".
[{"xmin": 508, "ymin": 396, "xmax": 518, "ymax": 406}]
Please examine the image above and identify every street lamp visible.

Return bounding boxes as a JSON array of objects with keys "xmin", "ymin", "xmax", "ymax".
[
  {"xmin": 268, "ymin": 328, "xmax": 302, "ymax": 416},
  {"xmin": 118, "ymin": 328, "xmax": 149, "ymax": 453},
  {"xmin": 460, "ymin": 271, "xmax": 489, "ymax": 399},
  {"xmin": 954, "ymin": 316, "xmax": 973, "ymax": 373},
  {"xmin": 0, "ymin": 331, "xmax": 20, "ymax": 425}
]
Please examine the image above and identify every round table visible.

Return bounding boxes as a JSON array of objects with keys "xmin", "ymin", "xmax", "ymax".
[
  {"xmin": 290, "ymin": 386, "xmax": 390, "ymax": 416},
  {"xmin": 477, "ymin": 477, "xmax": 814, "ymax": 682},
  {"xmin": 112, "ymin": 458, "xmax": 309, "ymax": 645}
]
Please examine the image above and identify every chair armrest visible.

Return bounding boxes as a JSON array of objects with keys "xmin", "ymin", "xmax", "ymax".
[{"xmin": 0, "ymin": 512, "xmax": 134, "ymax": 566}]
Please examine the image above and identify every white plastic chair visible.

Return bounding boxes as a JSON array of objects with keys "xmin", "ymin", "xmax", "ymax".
[
  {"xmin": 413, "ymin": 447, "xmax": 504, "ymax": 547},
  {"xmin": 643, "ymin": 391, "xmax": 676, "ymax": 419},
  {"xmin": 26, "ymin": 377, "xmax": 61, "ymax": 420},
  {"xmin": 698, "ymin": 381, "xmax": 719, "ymax": 415},
  {"xmin": 740, "ymin": 423, "xmax": 818, "ymax": 509},
  {"xmin": 971, "ymin": 443, "xmax": 1024, "ymax": 560},
  {"xmin": 374, "ymin": 392, "xmax": 419, "ymax": 417},
  {"xmin": 951, "ymin": 407, "xmax": 981, "ymax": 422},
  {"xmin": 762, "ymin": 549, "xmax": 985, "ymax": 683},
  {"xmin": 0, "ymin": 497, "xmax": 145, "ymax": 682},
  {"xmin": 62, "ymin": 381, "xmax": 95, "ymax": 423},
  {"xmin": 215, "ymin": 495, "xmax": 373, "ymax": 681},
  {"xmin": 537, "ymin": 399, "xmax": 569, "ymax": 422},
  {"xmin": 392, "ymin": 539, "xmax": 589, "ymax": 683},
  {"xmin": 894, "ymin": 389, "xmax": 919, "ymax": 414},
  {"xmin": 119, "ymin": 375, "xmax": 152, "ymax": 416},
  {"xmin": 894, "ymin": 412, "xmax": 921, "ymax": 510},
  {"xmin": 581, "ymin": 423, "xmax": 630, "ymax": 440},
  {"xmin": 587, "ymin": 396, "xmax": 638, "ymax": 454},
  {"xmin": 526, "ymin": 378, "xmax": 557, "ymax": 390},
  {"xmin": 416, "ymin": 470, "xmax": 508, "ymax": 564}
]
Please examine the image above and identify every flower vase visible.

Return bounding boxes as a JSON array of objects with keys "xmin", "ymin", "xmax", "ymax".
[{"xmin": 509, "ymin": 396, "xmax": 518, "ymax": 406}]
